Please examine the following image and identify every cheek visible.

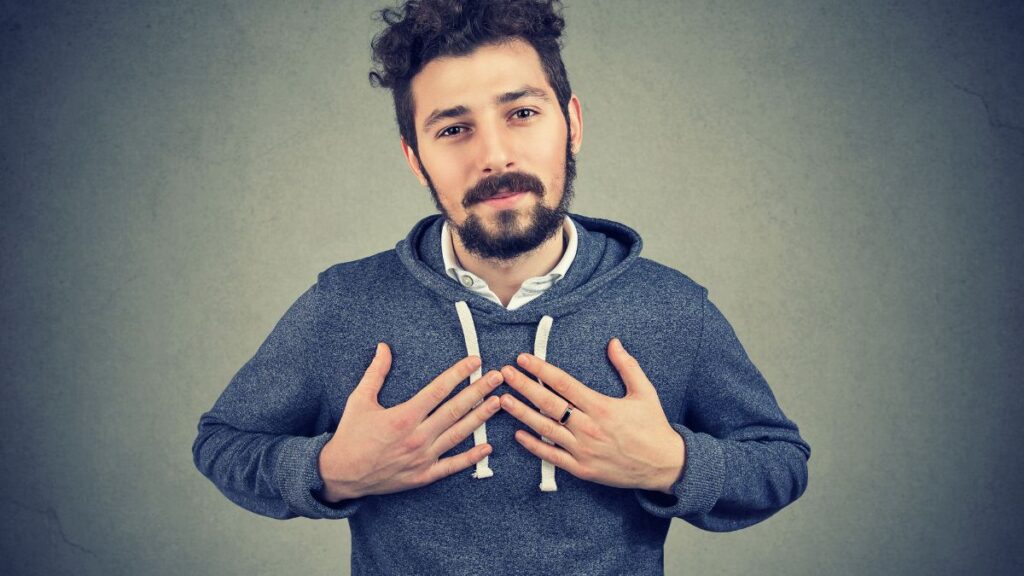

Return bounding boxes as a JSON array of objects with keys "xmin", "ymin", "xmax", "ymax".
[
  {"xmin": 531, "ymin": 130, "xmax": 568, "ymax": 180},
  {"xmin": 422, "ymin": 151, "xmax": 470, "ymax": 193},
  {"xmin": 537, "ymin": 122, "xmax": 568, "ymax": 163}
]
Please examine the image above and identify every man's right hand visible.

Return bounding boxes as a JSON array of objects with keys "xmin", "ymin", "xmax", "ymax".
[{"xmin": 317, "ymin": 342, "xmax": 503, "ymax": 503}]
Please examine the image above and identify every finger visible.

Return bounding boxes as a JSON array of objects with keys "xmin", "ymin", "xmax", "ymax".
[
  {"xmin": 423, "ymin": 443, "xmax": 493, "ymax": 485},
  {"xmin": 501, "ymin": 365, "xmax": 589, "ymax": 432},
  {"xmin": 515, "ymin": 353, "xmax": 604, "ymax": 411},
  {"xmin": 607, "ymin": 338, "xmax": 654, "ymax": 398},
  {"xmin": 421, "ymin": 369, "xmax": 503, "ymax": 440},
  {"xmin": 513, "ymin": 430, "xmax": 583, "ymax": 478},
  {"xmin": 404, "ymin": 355, "xmax": 482, "ymax": 420},
  {"xmin": 352, "ymin": 343, "xmax": 392, "ymax": 405},
  {"xmin": 428, "ymin": 394, "xmax": 502, "ymax": 458},
  {"xmin": 499, "ymin": 393, "xmax": 577, "ymax": 451}
]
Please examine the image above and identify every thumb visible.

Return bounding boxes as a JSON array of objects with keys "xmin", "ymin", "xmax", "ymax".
[
  {"xmin": 354, "ymin": 342, "xmax": 392, "ymax": 406},
  {"xmin": 608, "ymin": 338, "xmax": 653, "ymax": 398}
]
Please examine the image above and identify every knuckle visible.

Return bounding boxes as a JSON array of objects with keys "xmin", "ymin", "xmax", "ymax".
[
  {"xmin": 542, "ymin": 420, "xmax": 559, "ymax": 439},
  {"xmin": 409, "ymin": 468, "xmax": 431, "ymax": 488},
  {"xmin": 428, "ymin": 384, "xmax": 449, "ymax": 404},
  {"xmin": 441, "ymin": 429, "xmax": 463, "ymax": 453},
  {"xmin": 388, "ymin": 408, "xmax": 418, "ymax": 433},
  {"xmin": 576, "ymin": 443, "xmax": 596, "ymax": 462},
  {"xmin": 401, "ymin": 432, "xmax": 425, "ymax": 453},
  {"xmin": 445, "ymin": 402, "xmax": 462, "ymax": 425},
  {"xmin": 576, "ymin": 465, "xmax": 593, "ymax": 481},
  {"xmin": 475, "ymin": 376, "xmax": 494, "ymax": 396},
  {"xmin": 388, "ymin": 415, "xmax": 408, "ymax": 434},
  {"xmin": 475, "ymin": 401, "xmax": 494, "ymax": 423},
  {"xmin": 463, "ymin": 388, "xmax": 484, "ymax": 412},
  {"xmin": 442, "ymin": 457, "xmax": 460, "ymax": 479},
  {"xmin": 501, "ymin": 396, "xmax": 517, "ymax": 414},
  {"xmin": 461, "ymin": 357, "xmax": 479, "ymax": 375},
  {"xmin": 402, "ymin": 452, "xmax": 424, "ymax": 472},
  {"xmin": 579, "ymin": 421, "xmax": 600, "ymax": 438}
]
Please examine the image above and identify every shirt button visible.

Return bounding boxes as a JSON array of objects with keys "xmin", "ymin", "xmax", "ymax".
[{"xmin": 461, "ymin": 276, "xmax": 474, "ymax": 287}]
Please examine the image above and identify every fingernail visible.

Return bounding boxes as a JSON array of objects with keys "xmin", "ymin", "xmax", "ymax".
[
  {"xmin": 490, "ymin": 371, "xmax": 503, "ymax": 385},
  {"xmin": 488, "ymin": 396, "xmax": 501, "ymax": 410},
  {"xmin": 375, "ymin": 342, "xmax": 383, "ymax": 355},
  {"xmin": 613, "ymin": 338, "xmax": 624, "ymax": 350},
  {"xmin": 517, "ymin": 353, "xmax": 531, "ymax": 365},
  {"xmin": 469, "ymin": 356, "xmax": 481, "ymax": 368},
  {"xmin": 482, "ymin": 445, "xmax": 492, "ymax": 456}
]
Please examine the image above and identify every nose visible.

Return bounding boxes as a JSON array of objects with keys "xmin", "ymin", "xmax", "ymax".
[{"xmin": 476, "ymin": 121, "xmax": 515, "ymax": 174}]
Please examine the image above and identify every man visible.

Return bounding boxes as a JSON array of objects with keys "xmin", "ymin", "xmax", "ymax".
[{"xmin": 192, "ymin": 1, "xmax": 810, "ymax": 574}]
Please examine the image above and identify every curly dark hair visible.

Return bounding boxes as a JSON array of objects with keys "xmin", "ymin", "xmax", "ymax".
[{"xmin": 369, "ymin": 0, "xmax": 572, "ymax": 156}]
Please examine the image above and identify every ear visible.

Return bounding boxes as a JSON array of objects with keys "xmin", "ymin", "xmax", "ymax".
[
  {"xmin": 400, "ymin": 137, "xmax": 429, "ymax": 187},
  {"xmin": 567, "ymin": 93, "xmax": 583, "ymax": 155}
]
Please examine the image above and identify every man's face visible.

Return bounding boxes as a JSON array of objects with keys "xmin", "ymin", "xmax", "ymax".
[{"xmin": 401, "ymin": 38, "xmax": 583, "ymax": 261}]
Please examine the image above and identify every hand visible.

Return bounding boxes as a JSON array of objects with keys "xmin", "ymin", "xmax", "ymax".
[
  {"xmin": 499, "ymin": 338, "xmax": 685, "ymax": 494},
  {"xmin": 318, "ymin": 343, "xmax": 504, "ymax": 502}
]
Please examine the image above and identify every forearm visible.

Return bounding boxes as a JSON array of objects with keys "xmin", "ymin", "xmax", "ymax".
[
  {"xmin": 635, "ymin": 422, "xmax": 809, "ymax": 531},
  {"xmin": 635, "ymin": 291, "xmax": 812, "ymax": 529},
  {"xmin": 193, "ymin": 415, "xmax": 356, "ymax": 520}
]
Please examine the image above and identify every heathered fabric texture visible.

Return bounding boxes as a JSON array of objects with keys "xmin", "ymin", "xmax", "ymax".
[{"xmin": 192, "ymin": 213, "xmax": 811, "ymax": 575}]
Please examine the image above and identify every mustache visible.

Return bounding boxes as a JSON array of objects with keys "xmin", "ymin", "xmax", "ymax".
[{"xmin": 462, "ymin": 172, "xmax": 545, "ymax": 208}]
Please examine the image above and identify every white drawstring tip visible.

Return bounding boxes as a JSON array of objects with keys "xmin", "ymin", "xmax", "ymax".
[
  {"xmin": 540, "ymin": 452, "xmax": 558, "ymax": 492},
  {"xmin": 472, "ymin": 461, "xmax": 494, "ymax": 479}
]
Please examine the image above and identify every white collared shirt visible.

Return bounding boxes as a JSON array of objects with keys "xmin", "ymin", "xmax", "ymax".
[{"xmin": 441, "ymin": 216, "xmax": 578, "ymax": 311}]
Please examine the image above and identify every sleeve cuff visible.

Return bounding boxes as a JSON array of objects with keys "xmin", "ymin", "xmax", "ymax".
[
  {"xmin": 634, "ymin": 424, "xmax": 725, "ymax": 519},
  {"xmin": 275, "ymin": 432, "xmax": 362, "ymax": 520}
]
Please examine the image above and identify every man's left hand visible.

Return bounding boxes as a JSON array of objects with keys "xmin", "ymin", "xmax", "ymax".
[{"xmin": 499, "ymin": 338, "xmax": 686, "ymax": 494}]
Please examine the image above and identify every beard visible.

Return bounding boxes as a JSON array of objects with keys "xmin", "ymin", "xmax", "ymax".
[{"xmin": 421, "ymin": 135, "xmax": 577, "ymax": 262}]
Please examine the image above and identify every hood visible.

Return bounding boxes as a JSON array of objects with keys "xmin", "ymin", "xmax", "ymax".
[{"xmin": 395, "ymin": 212, "xmax": 644, "ymax": 323}]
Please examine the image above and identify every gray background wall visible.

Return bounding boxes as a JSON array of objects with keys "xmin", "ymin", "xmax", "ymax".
[{"xmin": 2, "ymin": 1, "xmax": 1022, "ymax": 574}]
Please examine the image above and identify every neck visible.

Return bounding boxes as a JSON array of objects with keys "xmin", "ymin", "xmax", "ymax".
[{"xmin": 451, "ymin": 222, "xmax": 567, "ymax": 307}]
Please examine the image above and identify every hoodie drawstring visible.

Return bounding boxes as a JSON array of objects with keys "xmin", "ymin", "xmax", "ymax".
[
  {"xmin": 532, "ymin": 315, "xmax": 558, "ymax": 492},
  {"xmin": 454, "ymin": 301, "xmax": 558, "ymax": 491},
  {"xmin": 455, "ymin": 301, "xmax": 493, "ymax": 479}
]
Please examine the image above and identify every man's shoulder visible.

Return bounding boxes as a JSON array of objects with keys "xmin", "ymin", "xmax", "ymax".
[
  {"xmin": 630, "ymin": 256, "xmax": 708, "ymax": 300},
  {"xmin": 315, "ymin": 248, "xmax": 404, "ymax": 292}
]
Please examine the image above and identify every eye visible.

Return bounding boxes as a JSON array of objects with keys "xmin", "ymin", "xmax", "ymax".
[
  {"xmin": 437, "ymin": 125, "xmax": 467, "ymax": 139},
  {"xmin": 512, "ymin": 108, "xmax": 538, "ymax": 120}
]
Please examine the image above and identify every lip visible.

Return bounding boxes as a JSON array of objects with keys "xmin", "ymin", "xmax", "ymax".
[{"xmin": 481, "ymin": 191, "xmax": 528, "ymax": 209}]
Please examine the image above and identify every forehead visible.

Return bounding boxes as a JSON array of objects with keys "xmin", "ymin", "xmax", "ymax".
[{"xmin": 410, "ymin": 39, "xmax": 553, "ymax": 120}]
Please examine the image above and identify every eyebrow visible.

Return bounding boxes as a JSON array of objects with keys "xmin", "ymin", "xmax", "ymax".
[
  {"xmin": 422, "ymin": 85, "xmax": 552, "ymax": 133},
  {"xmin": 496, "ymin": 85, "xmax": 551, "ymax": 105}
]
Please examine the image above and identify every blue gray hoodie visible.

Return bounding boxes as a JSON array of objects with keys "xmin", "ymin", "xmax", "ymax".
[{"xmin": 192, "ymin": 213, "xmax": 811, "ymax": 575}]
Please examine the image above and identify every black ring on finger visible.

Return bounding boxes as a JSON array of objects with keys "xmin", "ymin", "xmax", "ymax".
[{"xmin": 558, "ymin": 403, "xmax": 575, "ymax": 426}]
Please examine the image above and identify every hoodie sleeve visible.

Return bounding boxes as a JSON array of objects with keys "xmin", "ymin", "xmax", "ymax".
[
  {"xmin": 634, "ymin": 291, "xmax": 811, "ymax": 531},
  {"xmin": 191, "ymin": 281, "xmax": 360, "ymax": 520}
]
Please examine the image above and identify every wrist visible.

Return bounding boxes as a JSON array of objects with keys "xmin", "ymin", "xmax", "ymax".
[
  {"xmin": 653, "ymin": 430, "xmax": 686, "ymax": 494},
  {"xmin": 318, "ymin": 441, "xmax": 363, "ymax": 502},
  {"xmin": 318, "ymin": 482, "xmax": 360, "ymax": 503}
]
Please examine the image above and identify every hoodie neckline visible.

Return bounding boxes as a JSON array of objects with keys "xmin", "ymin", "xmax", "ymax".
[{"xmin": 395, "ymin": 212, "xmax": 643, "ymax": 323}]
